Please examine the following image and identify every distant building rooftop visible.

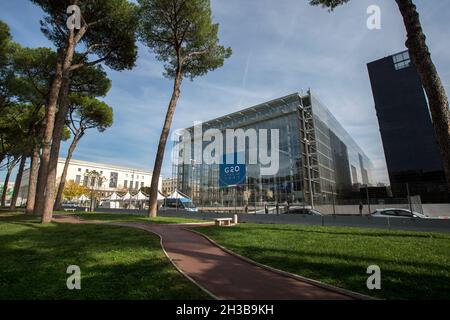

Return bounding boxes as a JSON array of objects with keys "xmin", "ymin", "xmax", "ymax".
[{"xmin": 57, "ymin": 158, "xmax": 153, "ymax": 175}]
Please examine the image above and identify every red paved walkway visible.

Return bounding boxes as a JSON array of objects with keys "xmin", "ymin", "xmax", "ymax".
[{"xmin": 54, "ymin": 215, "xmax": 366, "ymax": 300}]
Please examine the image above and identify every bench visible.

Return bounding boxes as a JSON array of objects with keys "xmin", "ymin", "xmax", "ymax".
[
  {"xmin": 214, "ymin": 218, "xmax": 233, "ymax": 226},
  {"xmin": 63, "ymin": 208, "xmax": 76, "ymax": 212}
]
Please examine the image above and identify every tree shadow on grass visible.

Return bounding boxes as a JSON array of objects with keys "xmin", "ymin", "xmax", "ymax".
[
  {"xmin": 148, "ymin": 231, "xmax": 450, "ymax": 300},
  {"xmin": 215, "ymin": 244, "xmax": 450, "ymax": 300},
  {"xmin": 275, "ymin": 227, "xmax": 450, "ymax": 240},
  {"xmin": 194, "ymin": 225, "xmax": 450, "ymax": 299},
  {"xmin": 198, "ymin": 224, "xmax": 450, "ymax": 241},
  {"xmin": 0, "ymin": 219, "xmax": 208, "ymax": 300}
]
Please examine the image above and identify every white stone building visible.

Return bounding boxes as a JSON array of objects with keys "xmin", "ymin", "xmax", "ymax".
[
  {"xmin": 161, "ymin": 178, "xmax": 177, "ymax": 195},
  {"xmin": 18, "ymin": 158, "xmax": 162, "ymax": 202}
]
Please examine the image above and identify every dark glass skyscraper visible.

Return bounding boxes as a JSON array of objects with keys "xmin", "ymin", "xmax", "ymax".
[{"xmin": 367, "ymin": 51, "xmax": 449, "ymax": 202}]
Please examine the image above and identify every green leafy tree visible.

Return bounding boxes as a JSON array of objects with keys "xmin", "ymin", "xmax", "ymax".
[
  {"xmin": 0, "ymin": 20, "xmax": 12, "ymax": 111},
  {"xmin": 54, "ymin": 94, "xmax": 113, "ymax": 210},
  {"xmin": 0, "ymin": 21, "xmax": 14, "ymax": 163},
  {"xmin": 0, "ymin": 20, "xmax": 10, "ymax": 61},
  {"xmin": 0, "ymin": 156, "xmax": 18, "ymax": 207},
  {"xmin": 138, "ymin": 0, "xmax": 232, "ymax": 217},
  {"xmin": 0, "ymin": 101, "xmax": 71, "ymax": 210},
  {"xmin": 140, "ymin": 186, "xmax": 151, "ymax": 195},
  {"xmin": 3, "ymin": 39, "xmax": 110, "ymax": 214},
  {"xmin": 309, "ymin": 0, "xmax": 450, "ymax": 191},
  {"xmin": 34, "ymin": 59, "xmax": 112, "ymax": 218},
  {"xmin": 30, "ymin": 0, "xmax": 138, "ymax": 223},
  {"xmin": 0, "ymin": 101, "xmax": 42, "ymax": 210},
  {"xmin": 10, "ymin": 156, "xmax": 27, "ymax": 210},
  {"xmin": 0, "ymin": 106, "xmax": 37, "ymax": 211},
  {"xmin": 6, "ymin": 46, "xmax": 55, "ymax": 213},
  {"xmin": 8, "ymin": 46, "xmax": 56, "ymax": 108}
]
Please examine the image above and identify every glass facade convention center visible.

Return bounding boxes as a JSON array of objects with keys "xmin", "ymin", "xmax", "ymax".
[{"xmin": 172, "ymin": 91, "xmax": 374, "ymax": 208}]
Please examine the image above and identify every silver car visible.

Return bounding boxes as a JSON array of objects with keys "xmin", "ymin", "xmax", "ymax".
[
  {"xmin": 284, "ymin": 207, "xmax": 323, "ymax": 216},
  {"xmin": 371, "ymin": 208, "xmax": 428, "ymax": 219}
]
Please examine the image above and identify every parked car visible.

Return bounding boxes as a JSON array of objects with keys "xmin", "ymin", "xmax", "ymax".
[
  {"xmin": 61, "ymin": 201, "xmax": 77, "ymax": 209},
  {"xmin": 370, "ymin": 208, "xmax": 428, "ymax": 219},
  {"xmin": 163, "ymin": 198, "xmax": 198, "ymax": 212},
  {"xmin": 284, "ymin": 207, "xmax": 323, "ymax": 216}
]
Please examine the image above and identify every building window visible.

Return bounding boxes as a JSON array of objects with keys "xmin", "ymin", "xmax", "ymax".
[
  {"xmin": 351, "ymin": 165, "xmax": 358, "ymax": 184},
  {"xmin": 109, "ymin": 172, "xmax": 118, "ymax": 188},
  {"xmin": 362, "ymin": 168, "xmax": 369, "ymax": 185},
  {"xmin": 141, "ymin": 182, "xmax": 144, "ymax": 188},
  {"xmin": 78, "ymin": 168, "xmax": 81, "ymax": 172},
  {"xmin": 393, "ymin": 51, "xmax": 411, "ymax": 71},
  {"xmin": 124, "ymin": 180, "xmax": 128, "ymax": 188},
  {"xmin": 90, "ymin": 177, "xmax": 96, "ymax": 187},
  {"xmin": 135, "ymin": 181, "xmax": 139, "ymax": 189},
  {"xmin": 75, "ymin": 175, "xmax": 81, "ymax": 184}
]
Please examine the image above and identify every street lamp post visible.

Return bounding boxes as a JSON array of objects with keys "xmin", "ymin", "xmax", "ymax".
[
  {"xmin": 189, "ymin": 159, "xmax": 196, "ymax": 200},
  {"xmin": 365, "ymin": 184, "xmax": 371, "ymax": 215}
]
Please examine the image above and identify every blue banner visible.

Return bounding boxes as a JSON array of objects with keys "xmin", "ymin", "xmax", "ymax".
[{"xmin": 219, "ymin": 153, "xmax": 246, "ymax": 187}]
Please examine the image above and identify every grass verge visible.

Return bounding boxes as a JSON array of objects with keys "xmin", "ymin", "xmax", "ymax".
[
  {"xmin": 0, "ymin": 213, "xmax": 209, "ymax": 299},
  {"xmin": 53, "ymin": 211, "xmax": 206, "ymax": 224},
  {"xmin": 196, "ymin": 223, "xmax": 450, "ymax": 299}
]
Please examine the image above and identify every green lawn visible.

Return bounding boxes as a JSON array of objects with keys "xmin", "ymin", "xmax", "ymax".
[
  {"xmin": 54, "ymin": 211, "xmax": 206, "ymax": 224},
  {"xmin": 0, "ymin": 213, "xmax": 209, "ymax": 299},
  {"xmin": 196, "ymin": 223, "xmax": 450, "ymax": 300}
]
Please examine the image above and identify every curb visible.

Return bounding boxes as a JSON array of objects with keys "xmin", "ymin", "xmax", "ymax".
[{"xmin": 187, "ymin": 227, "xmax": 378, "ymax": 300}]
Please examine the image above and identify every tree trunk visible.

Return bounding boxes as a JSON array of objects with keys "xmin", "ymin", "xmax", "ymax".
[
  {"xmin": 41, "ymin": 77, "xmax": 72, "ymax": 223},
  {"xmin": 54, "ymin": 132, "xmax": 82, "ymax": 211},
  {"xmin": 36, "ymin": 31, "xmax": 77, "ymax": 221},
  {"xmin": 1, "ymin": 159, "xmax": 17, "ymax": 207},
  {"xmin": 25, "ymin": 145, "xmax": 40, "ymax": 214},
  {"xmin": 33, "ymin": 59, "xmax": 63, "ymax": 216},
  {"xmin": 395, "ymin": 0, "xmax": 450, "ymax": 190},
  {"xmin": 0, "ymin": 135, "xmax": 6, "ymax": 163},
  {"xmin": 10, "ymin": 156, "xmax": 26, "ymax": 210},
  {"xmin": 148, "ymin": 71, "xmax": 183, "ymax": 217}
]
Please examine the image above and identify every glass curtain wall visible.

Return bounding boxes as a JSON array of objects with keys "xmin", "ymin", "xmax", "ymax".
[{"xmin": 173, "ymin": 92, "xmax": 374, "ymax": 209}]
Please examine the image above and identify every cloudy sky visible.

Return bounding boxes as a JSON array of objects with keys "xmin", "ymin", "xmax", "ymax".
[{"xmin": 1, "ymin": 0, "xmax": 450, "ymax": 184}]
